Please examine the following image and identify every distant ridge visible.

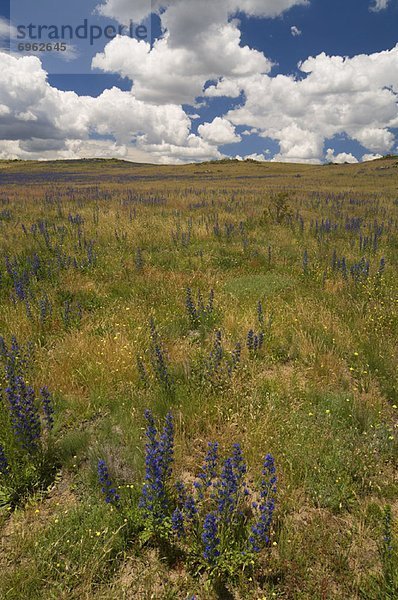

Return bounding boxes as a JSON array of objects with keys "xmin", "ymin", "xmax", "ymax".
[
  {"xmin": 0, "ymin": 158, "xmax": 155, "ymax": 167},
  {"xmin": 0, "ymin": 154, "xmax": 397, "ymax": 170}
]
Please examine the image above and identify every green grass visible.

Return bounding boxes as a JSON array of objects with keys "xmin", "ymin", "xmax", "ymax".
[
  {"xmin": 224, "ymin": 272, "xmax": 295, "ymax": 300},
  {"xmin": 0, "ymin": 157, "xmax": 397, "ymax": 599}
]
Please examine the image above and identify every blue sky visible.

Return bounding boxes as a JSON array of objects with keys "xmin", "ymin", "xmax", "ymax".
[
  {"xmin": 240, "ymin": 0, "xmax": 398, "ymax": 72},
  {"xmin": 0, "ymin": 0, "xmax": 397, "ymax": 163}
]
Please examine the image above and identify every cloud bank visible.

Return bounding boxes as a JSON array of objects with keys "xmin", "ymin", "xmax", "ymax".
[{"xmin": 0, "ymin": 0, "xmax": 397, "ymax": 163}]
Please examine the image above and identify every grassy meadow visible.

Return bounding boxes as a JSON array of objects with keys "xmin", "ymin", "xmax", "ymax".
[{"xmin": 0, "ymin": 157, "xmax": 397, "ymax": 599}]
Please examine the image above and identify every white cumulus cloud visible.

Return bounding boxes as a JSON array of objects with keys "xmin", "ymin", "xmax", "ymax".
[
  {"xmin": 370, "ymin": 0, "xmax": 390, "ymax": 12},
  {"xmin": 325, "ymin": 148, "xmax": 358, "ymax": 164},
  {"xmin": 0, "ymin": 51, "xmax": 222, "ymax": 163},
  {"xmin": 92, "ymin": 24, "xmax": 270, "ymax": 105},
  {"xmin": 361, "ymin": 153, "xmax": 383, "ymax": 161},
  {"xmin": 198, "ymin": 117, "xmax": 241, "ymax": 145},
  {"xmin": 95, "ymin": 0, "xmax": 308, "ymax": 26},
  {"xmin": 291, "ymin": 26, "xmax": 302, "ymax": 36},
  {"xmin": 225, "ymin": 45, "xmax": 398, "ymax": 161},
  {"xmin": 92, "ymin": 0, "xmax": 305, "ymax": 105}
]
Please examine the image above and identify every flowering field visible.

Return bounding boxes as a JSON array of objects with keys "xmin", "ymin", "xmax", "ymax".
[{"xmin": 0, "ymin": 157, "xmax": 397, "ymax": 599}]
